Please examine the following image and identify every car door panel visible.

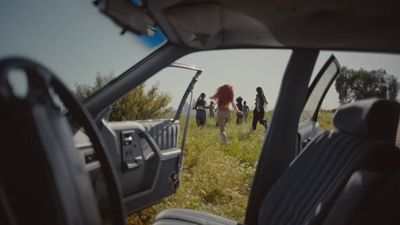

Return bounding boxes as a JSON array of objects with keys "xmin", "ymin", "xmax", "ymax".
[
  {"xmin": 140, "ymin": 120, "xmax": 180, "ymax": 151},
  {"xmin": 98, "ymin": 119, "xmax": 181, "ymax": 214}
]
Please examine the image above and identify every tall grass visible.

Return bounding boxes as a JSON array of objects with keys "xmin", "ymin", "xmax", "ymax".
[
  {"xmin": 317, "ymin": 110, "xmax": 335, "ymax": 131},
  {"xmin": 128, "ymin": 111, "xmax": 333, "ymax": 225}
]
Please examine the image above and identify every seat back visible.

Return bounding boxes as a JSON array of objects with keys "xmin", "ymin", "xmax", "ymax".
[
  {"xmin": 323, "ymin": 170, "xmax": 391, "ymax": 225},
  {"xmin": 0, "ymin": 75, "xmax": 101, "ymax": 225},
  {"xmin": 350, "ymin": 171, "xmax": 400, "ymax": 225},
  {"xmin": 259, "ymin": 99, "xmax": 400, "ymax": 225}
]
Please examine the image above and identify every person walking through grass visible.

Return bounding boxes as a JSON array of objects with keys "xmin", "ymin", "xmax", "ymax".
[
  {"xmin": 193, "ymin": 93, "xmax": 208, "ymax": 127},
  {"xmin": 211, "ymin": 84, "xmax": 243, "ymax": 143},
  {"xmin": 243, "ymin": 101, "xmax": 249, "ymax": 122},
  {"xmin": 236, "ymin": 96, "xmax": 244, "ymax": 124},
  {"xmin": 209, "ymin": 101, "xmax": 216, "ymax": 118},
  {"xmin": 252, "ymin": 87, "xmax": 268, "ymax": 130}
]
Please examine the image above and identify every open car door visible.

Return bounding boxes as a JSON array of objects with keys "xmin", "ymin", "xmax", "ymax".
[
  {"xmin": 78, "ymin": 63, "xmax": 202, "ymax": 215},
  {"xmin": 297, "ymin": 55, "xmax": 341, "ymax": 153}
]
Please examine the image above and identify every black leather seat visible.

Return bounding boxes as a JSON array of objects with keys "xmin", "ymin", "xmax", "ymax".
[
  {"xmin": 153, "ymin": 99, "xmax": 400, "ymax": 225},
  {"xmin": 155, "ymin": 208, "xmax": 240, "ymax": 225},
  {"xmin": 349, "ymin": 171, "xmax": 400, "ymax": 225}
]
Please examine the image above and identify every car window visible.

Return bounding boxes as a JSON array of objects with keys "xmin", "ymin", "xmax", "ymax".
[
  {"xmin": 177, "ymin": 49, "xmax": 291, "ymax": 112},
  {"xmin": 0, "ymin": 0, "xmax": 164, "ymax": 100},
  {"xmin": 106, "ymin": 66, "xmax": 198, "ymax": 121},
  {"xmin": 105, "ymin": 49, "xmax": 291, "ymax": 122},
  {"xmin": 127, "ymin": 49, "xmax": 290, "ymax": 224},
  {"xmin": 315, "ymin": 51, "xmax": 400, "ymax": 132},
  {"xmin": 299, "ymin": 57, "xmax": 339, "ymax": 123}
]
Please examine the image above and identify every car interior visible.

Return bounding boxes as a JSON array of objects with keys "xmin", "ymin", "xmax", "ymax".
[{"xmin": 1, "ymin": 0, "xmax": 400, "ymax": 225}]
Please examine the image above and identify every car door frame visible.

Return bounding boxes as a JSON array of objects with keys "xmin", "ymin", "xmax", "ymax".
[
  {"xmin": 297, "ymin": 55, "xmax": 341, "ymax": 153},
  {"xmin": 246, "ymin": 50, "xmax": 320, "ymax": 224},
  {"xmin": 305, "ymin": 55, "xmax": 341, "ymax": 122}
]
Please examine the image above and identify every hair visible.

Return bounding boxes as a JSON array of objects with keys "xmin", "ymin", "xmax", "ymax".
[
  {"xmin": 196, "ymin": 92, "xmax": 205, "ymax": 102},
  {"xmin": 244, "ymin": 101, "xmax": 247, "ymax": 105},
  {"xmin": 256, "ymin": 87, "xmax": 263, "ymax": 95},
  {"xmin": 195, "ymin": 93, "xmax": 206, "ymax": 108},
  {"xmin": 256, "ymin": 86, "xmax": 268, "ymax": 105},
  {"xmin": 200, "ymin": 93, "xmax": 205, "ymax": 99},
  {"xmin": 211, "ymin": 84, "xmax": 234, "ymax": 107},
  {"xmin": 257, "ymin": 87, "xmax": 266, "ymax": 99}
]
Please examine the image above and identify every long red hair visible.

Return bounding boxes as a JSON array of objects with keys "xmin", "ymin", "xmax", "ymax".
[{"xmin": 211, "ymin": 84, "xmax": 234, "ymax": 107}]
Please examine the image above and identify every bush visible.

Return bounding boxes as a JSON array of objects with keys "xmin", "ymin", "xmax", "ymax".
[{"xmin": 74, "ymin": 73, "xmax": 172, "ymax": 121}]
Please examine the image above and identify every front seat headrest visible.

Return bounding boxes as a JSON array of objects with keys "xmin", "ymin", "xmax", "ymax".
[{"xmin": 333, "ymin": 98, "xmax": 400, "ymax": 141}]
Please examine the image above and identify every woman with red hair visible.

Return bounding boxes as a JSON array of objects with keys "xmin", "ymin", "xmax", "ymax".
[{"xmin": 211, "ymin": 84, "xmax": 243, "ymax": 142}]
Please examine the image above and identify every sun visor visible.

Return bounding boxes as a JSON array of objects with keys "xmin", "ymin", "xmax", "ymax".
[
  {"xmin": 164, "ymin": 3, "xmax": 222, "ymax": 49},
  {"xmin": 96, "ymin": 0, "xmax": 156, "ymax": 36}
]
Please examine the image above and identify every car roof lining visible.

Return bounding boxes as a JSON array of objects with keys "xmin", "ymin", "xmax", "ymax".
[{"xmin": 147, "ymin": 0, "xmax": 400, "ymax": 51}]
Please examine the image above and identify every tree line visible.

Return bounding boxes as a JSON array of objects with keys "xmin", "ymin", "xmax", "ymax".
[
  {"xmin": 335, "ymin": 67, "xmax": 399, "ymax": 104},
  {"xmin": 76, "ymin": 67, "xmax": 399, "ymax": 121}
]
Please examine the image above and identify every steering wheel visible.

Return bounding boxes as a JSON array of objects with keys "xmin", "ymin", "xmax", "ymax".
[{"xmin": 0, "ymin": 57, "xmax": 125, "ymax": 225}]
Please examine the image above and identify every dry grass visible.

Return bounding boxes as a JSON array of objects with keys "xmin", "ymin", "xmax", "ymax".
[
  {"xmin": 127, "ymin": 111, "xmax": 333, "ymax": 225},
  {"xmin": 317, "ymin": 110, "xmax": 335, "ymax": 131}
]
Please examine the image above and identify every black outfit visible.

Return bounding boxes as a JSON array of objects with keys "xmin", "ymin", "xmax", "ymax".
[
  {"xmin": 194, "ymin": 99, "xmax": 207, "ymax": 127},
  {"xmin": 252, "ymin": 94, "xmax": 267, "ymax": 130},
  {"xmin": 236, "ymin": 102, "xmax": 244, "ymax": 124}
]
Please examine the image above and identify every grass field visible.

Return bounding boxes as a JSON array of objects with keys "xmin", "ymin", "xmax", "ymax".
[{"xmin": 127, "ymin": 110, "xmax": 334, "ymax": 225}]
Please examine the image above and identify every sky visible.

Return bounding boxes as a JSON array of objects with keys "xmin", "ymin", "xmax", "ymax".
[
  {"xmin": 0, "ymin": 0, "xmax": 154, "ymax": 86},
  {"xmin": 2, "ymin": 0, "xmax": 400, "ymax": 111}
]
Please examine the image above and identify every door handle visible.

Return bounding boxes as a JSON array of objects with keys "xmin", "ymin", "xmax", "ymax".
[
  {"xmin": 124, "ymin": 156, "xmax": 143, "ymax": 170},
  {"xmin": 125, "ymin": 162, "xmax": 139, "ymax": 169},
  {"xmin": 123, "ymin": 134, "xmax": 133, "ymax": 145}
]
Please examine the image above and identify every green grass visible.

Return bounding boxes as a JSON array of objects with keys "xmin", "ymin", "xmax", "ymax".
[
  {"xmin": 127, "ymin": 111, "xmax": 332, "ymax": 225},
  {"xmin": 318, "ymin": 110, "xmax": 335, "ymax": 131}
]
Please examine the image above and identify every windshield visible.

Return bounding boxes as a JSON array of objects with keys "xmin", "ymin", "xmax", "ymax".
[{"xmin": 0, "ymin": 0, "xmax": 164, "ymax": 99}]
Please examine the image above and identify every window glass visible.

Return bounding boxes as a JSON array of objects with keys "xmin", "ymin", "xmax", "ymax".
[
  {"xmin": 107, "ymin": 66, "xmax": 197, "ymax": 121},
  {"xmin": 314, "ymin": 51, "xmax": 400, "ymax": 132},
  {"xmin": 127, "ymin": 49, "xmax": 290, "ymax": 224},
  {"xmin": 177, "ymin": 49, "xmax": 291, "ymax": 113},
  {"xmin": 300, "ymin": 61, "xmax": 339, "ymax": 123},
  {"xmin": 107, "ymin": 49, "xmax": 291, "ymax": 122}
]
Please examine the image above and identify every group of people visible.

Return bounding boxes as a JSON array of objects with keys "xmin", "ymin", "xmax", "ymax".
[{"xmin": 193, "ymin": 85, "xmax": 268, "ymax": 142}]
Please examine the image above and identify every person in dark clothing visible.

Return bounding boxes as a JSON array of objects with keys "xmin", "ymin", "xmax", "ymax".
[
  {"xmin": 243, "ymin": 101, "xmax": 250, "ymax": 122},
  {"xmin": 252, "ymin": 87, "xmax": 268, "ymax": 130},
  {"xmin": 209, "ymin": 101, "xmax": 216, "ymax": 118},
  {"xmin": 236, "ymin": 96, "xmax": 244, "ymax": 124},
  {"xmin": 193, "ymin": 93, "xmax": 208, "ymax": 127}
]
